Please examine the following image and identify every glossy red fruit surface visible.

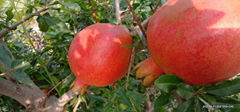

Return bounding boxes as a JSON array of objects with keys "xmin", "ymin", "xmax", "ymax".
[
  {"xmin": 68, "ymin": 23, "xmax": 132, "ymax": 87},
  {"xmin": 148, "ymin": 0, "xmax": 240, "ymax": 85}
]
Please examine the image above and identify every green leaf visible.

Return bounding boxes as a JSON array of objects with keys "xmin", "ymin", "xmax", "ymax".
[
  {"xmin": 0, "ymin": 0, "xmax": 3, "ymax": 6},
  {"xmin": 216, "ymin": 97, "xmax": 240, "ymax": 105},
  {"xmin": 194, "ymin": 98, "xmax": 207, "ymax": 112},
  {"xmin": 0, "ymin": 44, "xmax": 13, "ymax": 68},
  {"xmin": 37, "ymin": 13, "xmax": 61, "ymax": 32},
  {"xmin": 174, "ymin": 98, "xmax": 194, "ymax": 112},
  {"xmin": 127, "ymin": 91, "xmax": 146, "ymax": 111},
  {"xmin": 11, "ymin": 60, "xmax": 30, "ymax": 71},
  {"xmin": 12, "ymin": 70, "xmax": 34, "ymax": 85},
  {"xmin": 215, "ymin": 97, "xmax": 240, "ymax": 112},
  {"xmin": 204, "ymin": 78, "xmax": 240, "ymax": 96},
  {"xmin": 60, "ymin": 2, "xmax": 81, "ymax": 12},
  {"xmin": 117, "ymin": 89, "xmax": 145, "ymax": 111},
  {"xmin": 39, "ymin": 0, "xmax": 51, "ymax": 5},
  {"xmin": 200, "ymin": 94, "xmax": 217, "ymax": 105},
  {"xmin": 0, "ymin": 43, "xmax": 33, "ymax": 85},
  {"xmin": 176, "ymin": 84, "xmax": 194, "ymax": 100},
  {"xmin": 154, "ymin": 75, "xmax": 182, "ymax": 92},
  {"xmin": 117, "ymin": 89, "xmax": 132, "ymax": 107},
  {"xmin": 229, "ymin": 104, "xmax": 240, "ymax": 112},
  {"xmin": 37, "ymin": 16, "xmax": 49, "ymax": 32},
  {"xmin": 154, "ymin": 92, "xmax": 171, "ymax": 112},
  {"xmin": 10, "ymin": 60, "xmax": 33, "ymax": 85},
  {"xmin": 6, "ymin": 7, "xmax": 14, "ymax": 22},
  {"xmin": 42, "ymin": 13, "xmax": 61, "ymax": 26},
  {"xmin": 26, "ymin": 6, "xmax": 33, "ymax": 14}
]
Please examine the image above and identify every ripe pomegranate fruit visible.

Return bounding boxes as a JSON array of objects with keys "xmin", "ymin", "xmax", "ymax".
[
  {"xmin": 147, "ymin": 0, "xmax": 240, "ymax": 85},
  {"xmin": 68, "ymin": 23, "xmax": 132, "ymax": 87},
  {"xmin": 134, "ymin": 57, "xmax": 163, "ymax": 86}
]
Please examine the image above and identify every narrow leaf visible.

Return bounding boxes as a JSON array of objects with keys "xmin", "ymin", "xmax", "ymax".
[
  {"xmin": 12, "ymin": 70, "xmax": 33, "ymax": 85},
  {"xmin": 60, "ymin": 2, "xmax": 81, "ymax": 11},
  {"xmin": 154, "ymin": 75, "xmax": 182, "ymax": 92},
  {"xmin": 174, "ymin": 98, "xmax": 194, "ymax": 112},
  {"xmin": 204, "ymin": 78, "xmax": 240, "ymax": 96},
  {"xmin": 0, "ymin": 44, "xmax": 14, "ymax": 67},
  {"xmin": 176, "ymin": 84, "xmax": 194, "ymax": 100},
  {"xmin": 37, "ymin": 16, "xmax": 49, "ymax": 32},
  {"xmin": 6, "ymin": 7, "xmax": 14, "ymax": 22},
  {"xmin": 194, "ymin": 98, "xmax": 208, "ymax": 112},
  {"xmin": 154, "ymin": 93, "xmax": 171, "ymax": 112}
]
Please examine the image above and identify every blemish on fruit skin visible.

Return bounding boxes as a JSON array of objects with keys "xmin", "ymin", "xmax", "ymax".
[
  {"xmin": 74, "ymin": 51, "xmax": 81, "ymax": 58},
  {"xmin": 113, "ymin": 38, "xmax": 122, "ymax": 44}
]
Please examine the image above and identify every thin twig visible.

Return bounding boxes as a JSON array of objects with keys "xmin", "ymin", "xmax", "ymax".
[
  {"xmin": 114, "ymin": 0, "xmax": 122, "ymax": 24},
  {"xmin": 124, "ymin": 0, "xmax": 147, "ymax": 38},
  {"xmin": 87, "ymin": 0, "xmax": 98, "ymax": 23},
  {"xmin": 126, "ymin": 47, "xmax": 135, "ymax": 89},
  {"xmin": 0, "ymin": 7, "xmax": 49, "ymax": 38},
  {"xmin": 73, "ymin": 96, "xmax": 81, "ymax": 112},
  {"xmin": 172, "ymin": 90, "xmax": 185, "ymax": 106},
  {"xmin": 145, "ymin": 90, "xmax": 154, "ymax": 112},
  {"xmin": 153, "ymin": 0, "xmax": 162, "ymax": 12},
  {"xmin": 131, "ymin": 18, "xmax": 150, "ymax": 46},
  {"xmin": 199, "ymin": 97, "xmax": 214, "ymax": 112},
  {"xmin": 58, "ymin": 89, "xmax": 79, "ymax": 107},
  {"xmin": 47, "ymin": 74, "xmax": 72, "ymax": 95}
]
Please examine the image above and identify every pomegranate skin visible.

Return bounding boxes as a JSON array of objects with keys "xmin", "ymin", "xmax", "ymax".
[
  {"xmin": 68, "ymin": 23, "xmax": 132, "ymax": 87},
  {"xmin": 148, "ymin": 0, "xmax": 240, "ymax": 85},
  {"xmin": 135, "ymin": 57, "xmax": 164, "ymax": 86}
]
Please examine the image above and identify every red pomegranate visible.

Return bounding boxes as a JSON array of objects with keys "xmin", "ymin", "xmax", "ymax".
[
  {"xmin": 68, "ymin": 23, "xmax": 132, "ymax": 87},
  {"xmin": 147, "ymin": 0, "xmax": 240, "ymax": 85},
  {"xmin": 134, "ymin": 57, "xmax": 163, "ymax": 86}
]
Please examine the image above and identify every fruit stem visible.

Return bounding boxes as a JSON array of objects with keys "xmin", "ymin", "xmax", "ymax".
[
  {"xmin": 124, "ymin": 0, "xmax": 147, "ymax": 39},
  {"xmin": 72, "ymin": 78, "xmax": 89, "ymax": 95}
]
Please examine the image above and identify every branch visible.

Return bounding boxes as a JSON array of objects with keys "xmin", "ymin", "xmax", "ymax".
[
  {"xmin": 114, "ymin": 0, "xmax": 122, "ymax": 24},
  {"xmin": 153, "ymin": 0, "xmax": 162, "ymax": 12},
  {"xmin": 0, "ymin": 77, "xmax": 79, "ymax": 112},
  {"xmin": 43, "ymin": 89, "xmax": 79, "ymax": 112},
  {"xmin": 131, "ymin": 18, "xmax": 150, "ymax": 46},
  {"xmin": 73, "ymin": 97, "xmax": 81, "ymax": 112},
  {"xmin": 126, "ymin": 47, "xmax": 135, "ymax": 89},
  {"xmin": 0, "ymin": 78, "xmax": 46, "ymax": 109},
  {"xmin": 58, "ymin": 89, "xmax": 79, "ymax": 107},
  {"xmin": 124, "ymin": 0, "xmax": 147, "ymax": 39},
  {"xmin": 0, "ymin": 7, "xmax": 49, "ymax": 38}
]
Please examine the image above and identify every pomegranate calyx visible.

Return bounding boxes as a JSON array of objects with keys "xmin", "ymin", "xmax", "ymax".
[{"xmin": 135, "ymin": 57, "xmax": 164, "ymax": 86}]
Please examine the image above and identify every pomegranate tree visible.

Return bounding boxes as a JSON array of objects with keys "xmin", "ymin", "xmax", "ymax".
[
  {"xmin": 147, "ymin": 0, "xmax": 240, "ymax": 85},
  {"xmin": 68, "ymin": 23, "xmax": 132, "ymax": 88}
]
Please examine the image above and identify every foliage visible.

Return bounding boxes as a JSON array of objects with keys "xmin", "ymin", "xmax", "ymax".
[{"xmin": 0, "ymin": 0, "xmax": 240, "ymax": 112}]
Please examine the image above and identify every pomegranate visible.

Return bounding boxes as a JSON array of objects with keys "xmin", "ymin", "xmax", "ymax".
[
  {"xmin": 134, "ymin": 57, "xmax": 163, "ymax": 86},
  {"xmin": 68, "ymin": 23, "xmax": 132, "ymax": 87},
  {"xmin": 147, "ymin": 0, "xmax": 240, "ymax": 85}
]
